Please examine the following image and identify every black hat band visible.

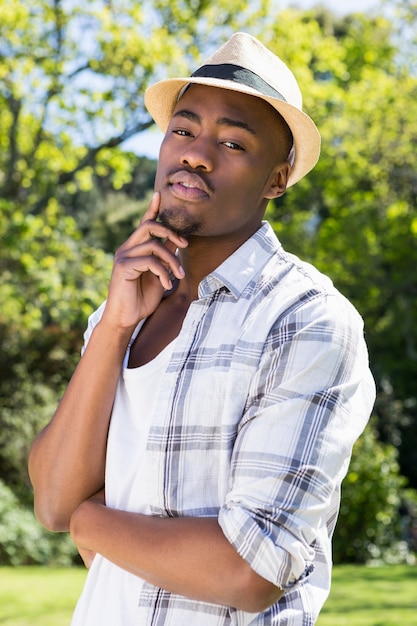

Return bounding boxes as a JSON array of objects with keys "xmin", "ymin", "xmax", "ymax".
[{"xmin": 191, "ymin": 63, "xmax": 287, "ymax": 102}]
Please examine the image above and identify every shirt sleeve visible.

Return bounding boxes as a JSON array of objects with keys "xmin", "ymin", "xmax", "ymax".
[
  {"xmin": 81, "ymin": 301, "xmax": 143, "ymax": 366},
  {"xmin": 80, "ymin": 301, "xmax": 107, "ymax": 355},
  {"xmin": 218, "ymin": 292, "xmax": 375, "ymax": 590}
]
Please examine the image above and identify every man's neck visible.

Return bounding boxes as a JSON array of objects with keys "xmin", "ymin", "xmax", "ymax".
[{"xmin": 177, "ymin": 227, "xmax": 260, "ymax": 298}]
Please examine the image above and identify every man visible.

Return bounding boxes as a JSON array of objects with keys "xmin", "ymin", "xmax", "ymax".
[{"xmin": 29, "ymin": 32, "xmax": 375, "ymax": 625}]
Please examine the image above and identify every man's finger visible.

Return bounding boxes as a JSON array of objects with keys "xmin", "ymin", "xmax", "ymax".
[{"xmin": 140, "ymin": 191, "xmax": 160, "ymax": 224}]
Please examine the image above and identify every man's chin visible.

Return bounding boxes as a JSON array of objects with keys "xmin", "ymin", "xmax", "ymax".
[{"xmin": 158, "ymin": 208, "xmax": 202, "ymax": 238}]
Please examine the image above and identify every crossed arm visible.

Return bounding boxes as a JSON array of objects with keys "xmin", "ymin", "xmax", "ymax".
[{"xmin": 70, "ymin": 495, "xmax": 282, "ymax": 612}]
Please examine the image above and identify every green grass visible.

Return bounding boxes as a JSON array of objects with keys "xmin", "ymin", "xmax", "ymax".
[
  {"xmin": 0, "ymin": 564, "xmax": 416, "ymax": 625},
  {"xmin": 0, "ymin": 567, "xmax": 86, "ymax": 626},
  {"xmin": 317, "ymin": 564, "xmax": 417, "ymax": 626}
]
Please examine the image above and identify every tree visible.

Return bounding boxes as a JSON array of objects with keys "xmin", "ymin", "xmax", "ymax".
[
  {"xmin": 266, "ymin": 6, "xmax": 417, "ymax": 489},
  {"xmin": 59, "ymin": 155, "xmax": 158, "ymax": 252},
  {"xmin": 0, "ymin": 199, "xmax": 112, "ymax": 498},
  {"xmin": 386, "ymin": 0, "xmax": 417, "ymax": 72},
  {"xmin": 0, "ymin": 479, "xmax": 76, "ymax": 565},
  {"xmin": 0, "ymin": 0, "xmax": 271, "ymax": 216},
  {"xmin": 333, "ymin": 423, "xmax": 409, "ymax": 564}
]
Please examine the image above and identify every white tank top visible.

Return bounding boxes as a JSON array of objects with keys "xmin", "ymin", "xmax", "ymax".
[
  {"xmin": 71, "ymin": 339, "xmax": 176, "ymax": 626},
  {"xmin": 105, "ymin": 338, "xmax": 177, "ymax": 513}
]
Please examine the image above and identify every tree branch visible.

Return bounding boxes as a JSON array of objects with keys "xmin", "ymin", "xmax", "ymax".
[
  {"xmin": 2, "ymin": 94, "xmax": 22, "ymax": 199},
  {"xmin": 30, "ymin": 118, "xmax": 155, "ymax": 215}
]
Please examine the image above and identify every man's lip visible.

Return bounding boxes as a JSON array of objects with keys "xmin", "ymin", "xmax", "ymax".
[{"xmin": 168, "ymin": 171, "xmax": 211, "ymax": 196}]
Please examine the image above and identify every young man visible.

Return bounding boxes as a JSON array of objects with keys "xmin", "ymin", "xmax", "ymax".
[{"xmin": 29, "ymin": 33, "xmax": 375, "ymax": 625}]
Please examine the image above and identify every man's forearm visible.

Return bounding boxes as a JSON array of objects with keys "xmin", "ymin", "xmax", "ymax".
[
  {"xmin": 28, "ymin": 320, "xmax": 131, "ymax": 531},
  {"xmin": 70, "ymin": 500, "xmax": 283, "ymax": 612}
]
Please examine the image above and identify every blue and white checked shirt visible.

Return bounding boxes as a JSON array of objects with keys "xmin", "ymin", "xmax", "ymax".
[{"xmin": 73, "ymin": 221, "xmax": 375, "ymax": 626}]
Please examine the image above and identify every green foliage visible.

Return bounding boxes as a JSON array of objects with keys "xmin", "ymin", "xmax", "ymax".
[
  {"xmin": 0, "ymin": 480, "xmax": 76, "ymax": 566},
  {"xmin": 333, "ymin": 423, "xmax": 414, "ymax": 565},
  {"xmin": 387, "ymin": 0, "xmax": 417, "ymax": 72},
  {"xmin": 0, "ymin": 0, "xmax": 273, "ymax": 215},
  {"xmin": 0, "ymin": 200, "xmax": 112, "ymax": 493},
  {"xmin": 0, "ymin": 200, "xmax": 110, "ymax": 335},
  {"xmin": 60, "ymin": 155, "xmax": 158, "ymax": 252},
  {"xmin": 267, "ymin": 6, "xmax": 417, "ymax": 488}
]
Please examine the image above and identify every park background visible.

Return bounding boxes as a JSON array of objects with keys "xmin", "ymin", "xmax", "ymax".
[{"xmin": 0, "ymin": 0, "xmax": 416, "ymax": 623}]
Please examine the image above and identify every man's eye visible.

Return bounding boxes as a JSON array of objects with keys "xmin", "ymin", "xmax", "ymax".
[
  {"xmin": 173, "ymin": 129, "xmax": 191, "ymax": 137},
  {"xmin": 223, "ymin": 141, "xmax": 244, "ymax": 151}
]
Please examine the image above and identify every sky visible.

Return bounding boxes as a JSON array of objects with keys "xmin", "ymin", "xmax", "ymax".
[
  {"xmin": 123, "ymin": 0, "xmax": 383, "ymax": 159},
  {"xmin": 288, "ymin": 0, "xmax": 381, "ymax": 13}
]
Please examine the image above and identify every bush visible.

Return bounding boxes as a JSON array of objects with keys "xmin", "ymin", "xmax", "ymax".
[
  {"xmin": 333, "ymin": 422, "xmax": 416, "ymax": 564},
  {"xmin": 0, "ymin": 200, "xmax": 111, "ymax": 497},
  {"xmin": 0, "ymin": 479, "xmax": 77, "ymax": 566}
]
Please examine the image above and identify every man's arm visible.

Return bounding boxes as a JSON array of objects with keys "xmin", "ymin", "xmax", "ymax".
[
  {"xmin": 28, "ymin": 319, "xmax": 130, "ymax": 531},
  {"xmin": 28, "ymin": 193, "xmax": 188, "ymax": 531},
  {"xmin": 70, "ymin": 499, "xmax": 283, "ymax": 613}
]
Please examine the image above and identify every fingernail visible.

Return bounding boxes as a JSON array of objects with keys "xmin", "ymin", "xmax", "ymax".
[{"xmin": 178, "ymin": 265, "xmax": 185, "ymax": 277}]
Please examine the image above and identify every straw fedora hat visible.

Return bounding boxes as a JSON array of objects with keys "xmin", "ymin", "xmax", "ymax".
[{"xmin": 144, "ymin": 32, "xmax": 320, "ymax": 187}]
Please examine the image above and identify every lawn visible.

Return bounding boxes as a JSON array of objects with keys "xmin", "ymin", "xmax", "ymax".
[
  {"xmin": 0, "ymin": 566, "xmax": 86, "ymax": 626},
  {"xmin": 0, "ymin": 564, "xmax": 416, "ymax": 625},
  {"xmin": 317, "ymin": 564, "xmax": 417, "ymax": 626}
]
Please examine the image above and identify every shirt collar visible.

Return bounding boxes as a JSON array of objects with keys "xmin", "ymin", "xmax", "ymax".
[{"xmin": 198, "ymin": 222, "xmax": 282, "ymax": 299}]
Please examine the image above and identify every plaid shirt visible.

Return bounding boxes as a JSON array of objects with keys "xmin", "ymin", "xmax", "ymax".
[{"xmin": 73, "ymin": 222, "xmax": 375, "ymax": 626}]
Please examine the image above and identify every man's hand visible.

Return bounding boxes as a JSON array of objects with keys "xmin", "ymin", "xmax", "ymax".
[
  {"xmin": 78, "ymin": 546, "xmax": 96, "ymax": 570},
  {"xmin": 102, "ymin": 191, "xmax": 188, "ymax": 332}
]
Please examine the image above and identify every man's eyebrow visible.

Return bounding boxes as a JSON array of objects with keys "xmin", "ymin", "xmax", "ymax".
[
  {"xmin": 217, "ymin": 117, "xmax": 256, "ymax": 135},
  {"xmin": 172, "ymin": 109, "xmax": 256, "ymax": 135},
  {"xmin": 172, "ymin": 109, "xmax": 201, "ymax": 124}
]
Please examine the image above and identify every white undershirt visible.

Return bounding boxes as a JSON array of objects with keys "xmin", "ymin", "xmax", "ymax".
[
  {"xmin": 105, "ymin": 338, "xmax": 177, "ymax": 513},
  {"xmin": 71, "ymin": 338, "xmax": 176, "ymax": 626}
]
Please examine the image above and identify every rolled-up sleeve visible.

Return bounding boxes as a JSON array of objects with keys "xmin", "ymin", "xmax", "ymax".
[{"xmin": 218, "ymin": 293, "xmax": 375, "ymax": 590}]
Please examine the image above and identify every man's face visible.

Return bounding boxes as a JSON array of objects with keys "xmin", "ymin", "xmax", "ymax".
[{"xmin": 154, "ymin": 84, "xmax": 290, "ymax": 242}]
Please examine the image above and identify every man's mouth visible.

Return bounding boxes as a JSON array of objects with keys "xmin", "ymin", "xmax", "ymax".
[{"xmin": 168, "ymin": 170, "xmax": 212, "ymax": 199}]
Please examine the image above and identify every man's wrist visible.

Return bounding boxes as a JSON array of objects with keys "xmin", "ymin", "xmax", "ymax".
[{"xmin": 70, "ymin": 498, "xmax": 103, "ymax": 549}]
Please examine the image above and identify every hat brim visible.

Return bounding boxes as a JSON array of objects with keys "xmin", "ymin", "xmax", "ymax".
[{"xmin": 144, "ymin": 76, "xmax": 321, "ymax": 187}]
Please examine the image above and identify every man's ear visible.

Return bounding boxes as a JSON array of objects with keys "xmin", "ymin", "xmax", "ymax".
[{"xmin": 265, "ymin": 162, "xmax": 291, "ymax": 199}]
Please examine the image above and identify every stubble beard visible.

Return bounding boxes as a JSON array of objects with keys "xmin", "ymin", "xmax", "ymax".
[{"xmin": 158, "ymin": 206, "xmax": 204, "ymax": 239}]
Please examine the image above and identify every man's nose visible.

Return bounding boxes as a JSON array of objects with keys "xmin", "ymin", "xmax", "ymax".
[{"xmin": 180, "ymin": 136, "xmax": 215, "ymax": 171}]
